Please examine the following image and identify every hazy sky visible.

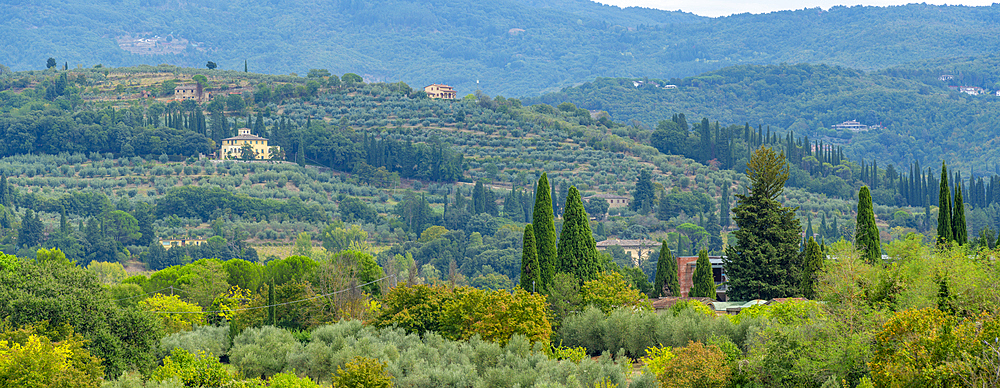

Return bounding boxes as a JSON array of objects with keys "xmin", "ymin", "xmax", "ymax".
[{"xmin": 595, "ymin": 0, "xmax": 997, "ymax": 17}]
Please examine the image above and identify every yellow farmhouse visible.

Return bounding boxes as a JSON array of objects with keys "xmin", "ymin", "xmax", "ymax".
[{"xmin": 219, "ymin": 128, "xmax": 277, "ymax": 160}]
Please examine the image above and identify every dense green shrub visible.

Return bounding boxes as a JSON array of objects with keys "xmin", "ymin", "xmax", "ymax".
[
  {"xmin": 284, "ymin": 320, "xmax": 629, "ymax": 387},
  {"xmin": 330, "ymin": 356, "xmax": 392, "ymax": 388},
  {"xmin": 230, "ymin": 325, "xmax": 301, "ymax": 379},
  {"xmin": 151, "ymin": 348, "xmax": 237, "ymax": 387},
  {"xmin": 559, "ymin": 306, "xmax": 754, "ymax": 359},
  {"xmin": 0, "ymin": 254, "xmax": 163, "ymax": 377},
  {"xmin": 158, "ymin": 325, "xmax": 231, "ymax": 361}
]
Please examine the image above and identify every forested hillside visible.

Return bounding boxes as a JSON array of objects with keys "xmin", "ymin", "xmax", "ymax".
[
  {"xmin": 6, "ymin": 1, "xmax": 1000, "ymax": 96},
  {"xmin": 9, "ymin": 64, "xmax": 1000, "ymax": 286},
  {"xmin": 529, "ymin": 60, "xmax": 1000, "ymax": 172},
  {"xmin": 0, "ymin": 65, "xmax": 878, "ymax": 287}
]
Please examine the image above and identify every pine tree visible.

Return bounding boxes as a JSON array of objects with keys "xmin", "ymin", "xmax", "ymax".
[
  {"xmin": 532, "ymin": 173, "xmax": 557, "ymax": 289},
  {"xmin": 723, "ymin": 147, "xmax": 802, "ymax": 300},
  {"xmin": 855, "ymin": 186, "xmax": 881, "ymax": 265},
  {"xmin": 689, "ymin": 248, "xmax": 715, "ymax": 299},
  {"xmin": 556, "ymin": 186, "xmax": 600, "ymax": 282},
  {"xmin": 953, "ymin": 182, "xmax": 967, "ymax": 245},
  {"xmin": 520, "ymin": 225, "xmax": 541, "ymax": 293},
  {"xmin": 938, "ymin": 162, "xmax": 953, "ymax": 243},
  {"xmin": 653, "ymin": 240, "xmax": 679, "ymax": 297},
  {"xmin": 800, "ymin": 236, "xmax": 823, "ymax": 299}
]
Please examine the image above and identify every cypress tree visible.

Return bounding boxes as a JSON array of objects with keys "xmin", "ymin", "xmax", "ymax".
[
  {"xmin": 800, "ymin": 236, "xmax": 823, "ymax": 299},
  {"xmin": 0, "ymin": 174, "xmax": 7, "ymax": 207},
  {"xmin": 855, "ymin": 186, "xmax": 881, "ymax": 265},
  {"xmin": 953, "ymin": 183, "xmax": 967, "ymax": 245},
  {"xmin": 556, "ymin": 186, "xmax": 600, "ymax": 282},
  {"xmin": 532, "ymin": 173, "xmax": 557, "ymax": 289},
  {"xmin": 267, "ymin": 281, "xmax": 276, "ymax": 325},
  {"xmin": 689, "ymin": 248, "xmax": 715, "ymax": 299},
  {"xmin": 720, "ymin": 184, "xmax": 730, "ymax": 228},
  {"xmin": 652, "ymin": 240, "xmax": 679, "ymax": 297},
  {"xmin": 59, "ymin": 207, "xmax": 69, "ymax": 235},
  {"xmin": 520, "ymin": 225, "xmax": 541, "ymax": 292},
  {"xmin": 938, "ymin": 162, "xmax": 953, "ymax": 243}
]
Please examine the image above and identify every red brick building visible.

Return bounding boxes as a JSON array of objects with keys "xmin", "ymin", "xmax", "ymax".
[{"xmin": 675, "ymin": 255, "xmax": 728, "ymax": 300}]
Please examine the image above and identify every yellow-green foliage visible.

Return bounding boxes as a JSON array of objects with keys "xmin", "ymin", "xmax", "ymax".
[
  {"xmin": 0, "ymin": 252, "xmax": 20, "ymax": 272},
  {"xmin": 152, "ymin": 348, "xmax": 236, "ymax": 387},
  {"xmin": 731, "ymin": 300, "xmax": 823, "ymax": 326},
  {"xmin": 550, "ymin": 342, "xmax": 588, "ymax": 362},
  {"xmin": 442, "ymin": 287, "xmax": 552, "ymax": 344},
  {"xmin": 668, "ymin": 299, "xmax": 715, "ymax": 317},
  {"xmin": 594, "ymin": 378, "xmax": 618, "ymax": 388},
  {"xmin": 374, "ymin": 284, "xmax": 552, "ymax": 345},
  {"xmin": 0, "ymin": 329, "xmax": 104, "ymax": 388},
  {"xmin": 212, "ymin": 285, "xmax": 266, "ymax": 333},
  {"xmin": 580, "ymin": 271, "xmax": 651, "ymax": 313},
  {"xmin": 657, "ymin": 341, "xmax": 730, "ymax": 388},
  {"xmin": 268, "ymin": 371, "xmax": 321, "ymax": 388},
  {"xmin": 869, "ymin": 308, "xmax": 993, "ymax": 387},
  {"xmin": 138, "ymin": 294, "xmax": 204, "ymax": 334},
  {"xmin": 640, "ymin": 345, "xmax": 675, "ymax": 374},
  {"xmin": 331, "ymin": 356, "xmax": 392, "ymax": 388}
]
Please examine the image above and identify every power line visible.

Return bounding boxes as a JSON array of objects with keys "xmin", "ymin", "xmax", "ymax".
[{"xmin": 149, "ymin": 275, "xmax": 391, "ymax": 314}]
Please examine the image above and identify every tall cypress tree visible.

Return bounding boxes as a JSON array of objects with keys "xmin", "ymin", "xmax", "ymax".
[
  {"xmin": 532, "ymin": 173, "xmax": 557, "ymax": 289},
  {"xmin": 556, "ymin": 186, "xmax": 600, "ymax": 282},
  {"xmin": 653, "ymin": 240, "xmax": 679, "ymax": 297},
  {"xmin": 520, "ymin": 225, "xmax": 541, "ymax": 292},
  {"xmin": 720, "ymin": 184, "xmax": 730, "ymax": 228},
  {"xmin": 689, "ymin": 248, "xmax": 715, "ymax": 298},
  {"xmin": 800, "ymin": 236, "xmax": 823, "ymax": 299},
  {"xmin": 938, "ymin": 162, "xmax": 953, "ymax": 243},
  {"xmin": 855, "ymin": 186, "xmax": 881, "ymax": 265},
  {"xmin": 0, "ymin": 174, "xmax": 9, "ymax": 207},
  {"xmin": 953, "ymin": 183, "xmax": 967, "ymax": 245}
]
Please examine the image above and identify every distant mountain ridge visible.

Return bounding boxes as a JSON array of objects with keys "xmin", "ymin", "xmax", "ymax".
[
  {"xmin": 3, "ymin": 1, "xmax": 1000, "ymax": 96},
  {"xmin": 527, "ymin": 58, "xmax": 1000, "ymax": 172}
]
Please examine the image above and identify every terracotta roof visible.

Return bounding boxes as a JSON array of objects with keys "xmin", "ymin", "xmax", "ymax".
[
  {"xmin": 222, "ymin": 134, "xmax": 269, "ymax": 141},
  {"xmin": 596, "ymin": 238, "xmax": 658, "ymax": 248}
]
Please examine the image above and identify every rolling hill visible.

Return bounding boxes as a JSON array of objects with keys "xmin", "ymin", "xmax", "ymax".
[{"xmin": 5, "ymin": 1, "xmax": 1000, "ymax": 97}]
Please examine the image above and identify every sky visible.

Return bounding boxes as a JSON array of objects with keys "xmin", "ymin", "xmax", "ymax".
[{"xmin": 595, "ymin": 0, "xmax": 997, "ymax": 17}]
